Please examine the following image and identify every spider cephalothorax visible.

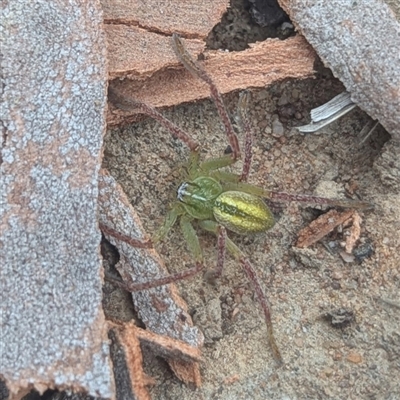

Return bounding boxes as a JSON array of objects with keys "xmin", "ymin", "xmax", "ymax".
[{"xmin": 104, "ymin": 34, "xmax": 371, "ymax": 365}]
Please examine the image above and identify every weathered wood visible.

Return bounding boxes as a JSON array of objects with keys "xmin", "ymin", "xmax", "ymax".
[
  {"xmin": 101, "ymin": 0, "xmax": 229, "ymax": 38},
  {"xmin": 279, "ymin": 0, "xmax": 400, "ymax": 140},
  {"xmin": 109, "ymin": 325, "xmax": 151, "ymax": 400},
  {"xmin": 1, "ymin": 1, "xmax": 113, "ymax": 398},
  {"xmin": 107, "ymin": 35, "xmax": 316, "ymax": 127}
]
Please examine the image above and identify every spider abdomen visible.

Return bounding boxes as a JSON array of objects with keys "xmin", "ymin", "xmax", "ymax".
[{"xmin": 214, "ymin": 191, "xmax": 275, "ymax": 235}]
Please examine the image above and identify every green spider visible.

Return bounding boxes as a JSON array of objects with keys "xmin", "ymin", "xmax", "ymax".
[{"xmin": 104, "ymin": 34, "xmax": 371, "ymax": 365}]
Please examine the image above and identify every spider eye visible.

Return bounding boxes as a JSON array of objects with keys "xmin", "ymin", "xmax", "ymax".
[
  {"xmin": 177, "ymin": 181, "xmax": 202, "ymax": 202},
  {"xmin": 177, "ymin": 182, "xmax": 188, "ymax": 202}
]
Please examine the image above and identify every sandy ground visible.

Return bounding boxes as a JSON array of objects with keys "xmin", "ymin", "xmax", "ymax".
[{"xmin": 103, "ymin": 70, "xmax": 399, "ymax": 398}]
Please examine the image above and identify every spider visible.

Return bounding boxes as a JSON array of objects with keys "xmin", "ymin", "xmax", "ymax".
[{"xmin": 104, "ymin": 34, "xmax": 371, "ymax": 365}]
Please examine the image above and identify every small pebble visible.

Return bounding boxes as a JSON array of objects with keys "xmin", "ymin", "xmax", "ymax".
[
  {"xmin": 322, "ymin": 367, "xmax": 334, "ymax": 377},
  {"xmin": 273, "ymin": 148, "xmax": 281, "ymax": 158},
  {"xmin": 347, "ymin": 352, "xmax": 363, "ymax": 364},
  {"xmin": 232, "ymin": 307, "xmax": 240, "ymax": 319},
  {"xmin": 224, "ymin": 374, "xmax": 240, "ymax": 385},
  {"xmin": 333, "ymin": 350, "xmax": 342, "ymax": 361},
  {"xmin": 340, "ymin": 251, "xmax": 355, "ymax": 263},
  {"xmin": 294, "ymin": 338, "xmax": 304, "ymax": 347},
  {"xmin": 271, "ymin": 115, "xmax": 285, "ymax": 137},
  {"xmin": 332, "ymin": 271, "xmax": 343, "ymax": 280},
  {"xmin": 295, "ymin": 111, "xmax": 302, "ymax": 120},
  {"xmin": 277, "ymin": 94, "xmax": 289, "ymax": 106},
  {"xmin": 264, "ymin": 126, "xmax": 272, "ymax": 135},
  {"xmin": 291, "ymin": 88, "xmax": 300, "ymax": 99},
  {"xmin": 331, "ymin": 281, "xmax": 341, "ymax": 290}
]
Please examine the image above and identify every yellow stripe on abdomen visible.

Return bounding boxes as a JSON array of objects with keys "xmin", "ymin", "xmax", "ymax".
[{"xmin": 213, "ymin": 191, "xmax": 275, "ymax": 235}]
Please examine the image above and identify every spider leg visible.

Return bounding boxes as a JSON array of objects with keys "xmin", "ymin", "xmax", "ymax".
[
  {"xmin": 266, "ymin": 190, "xmax": 374, "ymax": 210},
  {"xmin": 215, "ymin": 225, "xmax": 227, "ymax": 279},
  {"xmin": 108, "ymin": 86, "xmax": 199, "ymax": 152},
  {"xmin": 199, "ymin": 220, "xmax": 283, "ymax": 365},
  {"xmin": 203, "ymin": 225, "xmax": 227, "ymax": 283},
  {"xmin": 100, "ymin": 224, "xmax": 152, "ymax": 248},
  {"xmin": 103, "ymin": 208, "xmax": 205, "ymax": 291},
  {"xmin": 172, "ymin": 33, "xmax": 240, "ymax": 161},
  {"xmin": 237, "ymin": 91, "xmax": 253, "ymax": 182},
  {"xmin": 231, "ymin": 242, "xmax": 283, "ymax": 366},
  {"xmin": 179, "ymin": 215, "xmax": 203, "ymax": 263},
  {"xmin": 125, "ymin": 215, "xmax": 207, "ymax": 290},
  {"xmin": 153, "ymin": 203, "xmax": 184, "ymax": 243},
  {"xmin": 200, "ymin": 91, "xmax": 253, "ymax": 175},
  {"xmin": 199, "ymin": 154, "xmax": 236, "ymax": 172},
  {"xmin": 105, "ymin": 263, "xmax": 204, "ymax": 292},
  {"xmin": 215, "ymin": 179, "xmax": 373, "ymax": 210}
]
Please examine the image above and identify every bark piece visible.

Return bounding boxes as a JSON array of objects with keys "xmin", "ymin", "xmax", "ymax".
[
  {"xmin": 279, "ymin": 0, "xmax": 400, "ymax": 140},
  {"xmin": 296, "ymin": 209, "xmax": 355, "ymax": 248},
  {"xmin": 107, "ymin": 35, "xmax": 316, "ymax": 127},
  {"xmin": 98, "ymin": 170, "xmax": 204, "ymax": 385},
  {"xmin": 136, "ymin": 327, "xmax": 202, "ymax": 364},
  {"xmin": 109, "ymin": 324, "xmax": 151, "ymax": 400},
  {"xmin": 101, "ymin": 0, "xmax": 229, "ymax": 39},
  {"xmin": 105, "ymin": 25, "xmax": 205, "ymax": 80},
  {"xmin": 109, "ymin": 321, "xmax": 202, "ymax": 395},
  {"xmin": 135, "ymin": 326, "xmax": 202, "ymax": 388},
  {"xmin": 345, "ymin": 212, "xmax": 362, "ymax": 254},
  {"xmin": 168, "ymin": 359, "xmax": 202, "ymax": 388},
  {"xmin": 1, "ymin": 1, "xmax": 113, "ymax": 399}
]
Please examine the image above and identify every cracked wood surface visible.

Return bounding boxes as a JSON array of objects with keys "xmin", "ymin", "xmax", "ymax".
[
  {"xmin": 101, "ymin": 0, "xmax": 229, "ymax": 39},
  {"xmin": 0, "ymin": 1, "xmax": 113, "ymax": 398}
]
